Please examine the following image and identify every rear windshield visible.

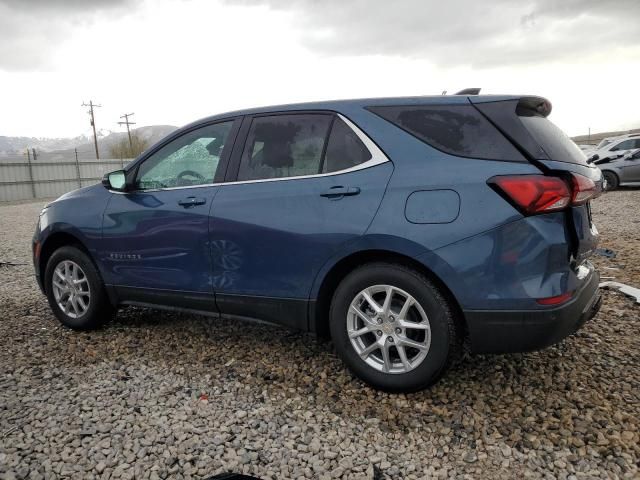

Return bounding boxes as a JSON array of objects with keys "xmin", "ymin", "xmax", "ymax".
[
  {"xmin": 368, "ymin": 105, "xmax": 525, "ymax": 162},
  {"xmin": 519, "ymin": 115, "xmax": 588, "ymax": 165}
]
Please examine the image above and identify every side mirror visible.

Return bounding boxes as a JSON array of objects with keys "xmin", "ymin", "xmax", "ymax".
[
  {"xmin": 102, "ymin": 170, "xmax": 128, "ymax": 191},
  {"xmin": 588, "ymin": 154, "xmax": 599, "ymax": 162}
]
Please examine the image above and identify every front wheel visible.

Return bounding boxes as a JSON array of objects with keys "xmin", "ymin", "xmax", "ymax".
[
  {"xmin": 602, "ymin": 171, "xmax": 619, "ymax": 191},
  {"xmin": 44, "ymin": 246, "xmax": 114, "ymax": 330},
  {"xmin": 329, "ymin": 263, "xmax": 461, "ymax": 392}
]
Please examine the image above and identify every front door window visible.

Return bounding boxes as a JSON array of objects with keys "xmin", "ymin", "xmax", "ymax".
[{"xmin": 136, "ymin": 121, "xmax": 234, "ymax": 189}]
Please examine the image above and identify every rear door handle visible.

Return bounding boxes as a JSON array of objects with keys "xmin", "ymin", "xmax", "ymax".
[
  {"xmin": 320, "ymin": 186, "xmax": 360, "ymax": 199},
  {"xmin": 178, "ymin": 196, "xmax": 206, "ymax": 207}
]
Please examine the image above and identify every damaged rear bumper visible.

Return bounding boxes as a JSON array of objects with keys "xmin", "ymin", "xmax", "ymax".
[{"xmin": 463, "ymin": 266, "xmax": 601, "ymax": 354}]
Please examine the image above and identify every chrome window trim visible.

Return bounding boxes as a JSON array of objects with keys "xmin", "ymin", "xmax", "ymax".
[{"xmin": 122, "ymin": 113, "xmax": 389, "ymax": 194}]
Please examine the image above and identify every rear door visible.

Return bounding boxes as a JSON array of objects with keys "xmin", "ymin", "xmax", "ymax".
[
  {"xmin": 208, "ymin": 112, "xmax": 393, "ymax": 328},
  {"xmin": 619, "ymin": 146, "xmax": 640, "ymax": 182}
]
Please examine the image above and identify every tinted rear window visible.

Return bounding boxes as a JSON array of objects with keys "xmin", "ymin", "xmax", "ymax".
[
  {"xmin": 368, "ymin": 105, "xmax": 524, "ymax": 161},
  {"xmin": 518, "ymin": 115, "xmax": 588, "ymax": 165}
]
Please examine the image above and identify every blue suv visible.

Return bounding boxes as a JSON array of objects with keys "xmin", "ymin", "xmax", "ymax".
[{"xmin": 33, "ymin": 95, "xmax": 603, "ymax": 392}]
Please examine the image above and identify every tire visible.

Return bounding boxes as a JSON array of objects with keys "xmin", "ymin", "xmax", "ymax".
[
  {"xmin": 602, "ymin": 171, "xmax": 619, "ymax": 191},
  {"xmin": 329, "ymin": 262, "xmax": 461, "ymax": 392},
  {"xmin": 44, "ymin": 246, "xmax": 114, "ymax": 330}
]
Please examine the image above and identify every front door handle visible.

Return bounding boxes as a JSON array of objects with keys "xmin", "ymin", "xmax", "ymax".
[
  {"xmin": 178, "ymin": 196, "xmax": 206, "ymax": 207},
  {"xmin": 320, "ymin": 186, "xmax": 361, "ymax": 199}
]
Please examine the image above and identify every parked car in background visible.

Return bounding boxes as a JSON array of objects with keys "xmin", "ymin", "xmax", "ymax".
[
  {"xmin": 592, "ymin": 148, "xmax": 640, "ymax": 190},
  {"xmin": 592, "ymin": 133, "xmax": 640, "ymax": 160},
  {"xmin": 594, "ymin": 133, "xmax": 638, "ymax": 151},
  {"xmin": 33, "ymin": 94, "xmax": 603, "ymax": 392}
]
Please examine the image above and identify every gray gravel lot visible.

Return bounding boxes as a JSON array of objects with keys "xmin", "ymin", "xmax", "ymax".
[{"xmin": 1, "ymin": 191, "xmax": 639, "ymax": 479}]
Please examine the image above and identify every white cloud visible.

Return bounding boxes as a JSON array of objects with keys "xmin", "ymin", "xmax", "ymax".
[{"xmin": 0, "ymin": 0, "xmax": 638, "ymax": 138}]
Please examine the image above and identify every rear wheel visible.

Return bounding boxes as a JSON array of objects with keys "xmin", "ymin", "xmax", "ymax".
[
  {"xmin": 44, "ymin": 246, "xmax": 114, "ymax": 329},
  {"xmin": 329, "ymin": 263, "xmax": 461, "ymax": 392},
  {"xmin": 602, "ymin": 171, "xmax": 619, "ymax": 191}
]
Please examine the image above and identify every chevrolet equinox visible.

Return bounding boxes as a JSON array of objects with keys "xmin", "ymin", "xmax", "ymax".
[{"xmin": 33, "ymin": 95, "xmax": 603, "ymax": 392}]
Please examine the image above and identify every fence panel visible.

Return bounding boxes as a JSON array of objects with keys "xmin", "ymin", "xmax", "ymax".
[
  {"xmin": 0, "ymin": 164, "xmax": 31, "ymax": 183},
  {"xmin": 0, "ymin": 183, "xmax": 33, "ymax": 202},
  {"xmin": 0, "ymin": 158, "xmax": 134, "ymax": 202},
  {"xmin": 32, "ymin": 163, "xmax": 77, "ymax": 182},
  {"xmin": 79, "ymin": 160, "xmax": 125, "ymax": 180}
]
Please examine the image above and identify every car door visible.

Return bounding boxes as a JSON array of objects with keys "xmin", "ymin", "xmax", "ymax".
[
  {"xmin": 620, "ymin": 144, "xmax": 640, "ymax": 182},
  {"xmin": 101, "ymin": 119, "xmax": 239, "ymax": 309},
  {"xmin": 208, "ymin": 112, "xmax": 393, "ymax": 328}
]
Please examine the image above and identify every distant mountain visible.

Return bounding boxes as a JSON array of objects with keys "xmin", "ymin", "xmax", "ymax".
[
  {"xmin": 0, "ymin": 129, "xmax": 112, "ymax": 155},
  {"xmin": 572, "ymin": 128, "xmax": 640, "ymax": 146},
  {"xmin": 69, "ymin": 125, "xmax": 178, "ymax": 156},
  {"xmin": 0, "ymin": 125, "xmax": 178, "ymax": 157}
]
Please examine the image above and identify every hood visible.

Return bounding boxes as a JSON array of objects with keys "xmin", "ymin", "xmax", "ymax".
[{"xmin": 46, "ymin": 183, "xmax": 106, "ymax": 208}]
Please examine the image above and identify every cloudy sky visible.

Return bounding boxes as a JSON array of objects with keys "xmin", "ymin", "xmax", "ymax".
[{"xmin": 0, "ymin": 0, "xmax": 638, "ymax": 138}]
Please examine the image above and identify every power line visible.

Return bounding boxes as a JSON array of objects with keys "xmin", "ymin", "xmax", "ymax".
[
  {"xmin": 118, "ymin": 112, "xmax": 136, "ymax": 150},
  {"xmin": 82, "ymin": 100, "xmax": 102, "ymax": 159}
]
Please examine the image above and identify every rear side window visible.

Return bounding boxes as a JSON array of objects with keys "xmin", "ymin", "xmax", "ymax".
[
  {"xmin": 237, "ymin": 114, "xmax": 373, "ymax": 181},
  {"xmin": 368, "ymin": 105, "xmax": 523, "ymax": 161},
  {"xmin": 518, "ymin": 115, "xmax": 588, "ymax": 165},
  {"xmin": 321, "ymin": 118, "xmax": 371, "ymax": 173}
]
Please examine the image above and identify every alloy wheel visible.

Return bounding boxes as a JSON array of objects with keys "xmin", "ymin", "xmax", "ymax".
[
  {"xmin": 52, "ymin": 260, "xmax": 91, "ymax": 319},
  {"xmin": 347, "ymin": 284, "xmax": 431, "ymax": 374}
]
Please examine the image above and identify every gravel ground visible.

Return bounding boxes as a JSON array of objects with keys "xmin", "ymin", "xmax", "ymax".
[{"xmin": 1, "ymin": 190, "xmax": 639, "ymax": 480}]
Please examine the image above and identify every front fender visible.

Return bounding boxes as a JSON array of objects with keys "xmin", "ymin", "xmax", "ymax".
[{"xmin": 36, "ymin": 184, "xmax": 111, "ymax": 276}]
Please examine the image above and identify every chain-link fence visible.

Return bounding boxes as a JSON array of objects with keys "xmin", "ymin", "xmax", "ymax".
[{"xmin": 0, "ymin": 150, "xmax": 132, "ymax": 202}]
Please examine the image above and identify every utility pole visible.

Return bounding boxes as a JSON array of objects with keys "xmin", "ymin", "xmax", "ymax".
[
  {"xmin": 82, "ymin": 100, "xmax": 102, "ymax": 159},
  {"xmin": 118, "ymin": 113, "xmax": 136, "ymax": 150}
]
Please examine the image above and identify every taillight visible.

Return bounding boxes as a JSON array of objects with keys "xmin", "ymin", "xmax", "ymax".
[
  {"xmin": 571, "ymin": 173, "xmax": 601, "ymax": 204},
  {"xmin": 536, "ymin": 291, "xmax": 573, "ymax": 306},
  {"xmin": 489, "ymin": 175, "xmax": 570, "ymax": 214},
  {"xmin": 489, "ymin": 173, "xmax": 601, "ymax": 215}
]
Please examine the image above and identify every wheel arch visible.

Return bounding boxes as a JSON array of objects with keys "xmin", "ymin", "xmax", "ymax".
[
  {"xmin": 310, "ymin": 249, "xmax": 467, "ymax": 341},
  {"xmin": 39, "ymin": 231, "xmax": 93, "ymax": 294},
  {"xmin": 601, "ymin": 168, "xmax": 619, "ymax": 177}
]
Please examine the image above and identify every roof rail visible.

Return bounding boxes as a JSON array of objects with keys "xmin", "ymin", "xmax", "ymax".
[{"xmin": 455, "ymin": 88, "xmax": 481, "ymax": 95}]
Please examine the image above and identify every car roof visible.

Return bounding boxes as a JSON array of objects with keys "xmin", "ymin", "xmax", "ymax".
[
  {"xmin": 181, "ymin": 94, "xmax": 526, "ymax": 130},
  {"xmin": 614, "ymin": 133, "xmax": 640, "ymax": 140}
]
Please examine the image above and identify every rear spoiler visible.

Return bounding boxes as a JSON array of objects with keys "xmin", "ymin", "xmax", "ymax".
[
  {"xmin": 516, "ymin": 96, "xmax": 552, "ymax": 117},
  {"xmin": 455, "ymin": 88, "xmax": 481, "ymax": 95}
]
